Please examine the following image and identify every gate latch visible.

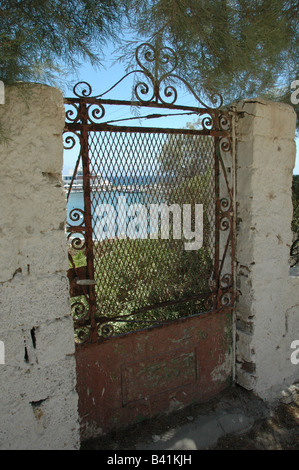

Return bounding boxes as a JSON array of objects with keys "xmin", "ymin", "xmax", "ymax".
[
  {"xmin": 76, "ymin": 279, "xmax": 96, "ymax": 286},
  {"xmin": 67, "ymin": 266, "xmax": 96, "ymax": 296}
]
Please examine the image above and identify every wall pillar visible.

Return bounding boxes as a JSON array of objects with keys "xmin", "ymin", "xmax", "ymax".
[
  {"xmin": 0, "ymin": 84, "xmax": 80, "ymax": 449},
  {"xmin": 235, "ymin": 97, "xmax": 299, "ymax": 400}
]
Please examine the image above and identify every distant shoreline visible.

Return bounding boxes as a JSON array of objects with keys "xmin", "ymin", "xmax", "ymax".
[{"xmin": 65, "ymin": 182, "xmax": 170, "ymax": 194}]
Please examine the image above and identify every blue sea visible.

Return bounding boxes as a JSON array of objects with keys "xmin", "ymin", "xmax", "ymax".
[{"xmin": 66, "ymin": 174, "xmax": 166, "ymax": 236}]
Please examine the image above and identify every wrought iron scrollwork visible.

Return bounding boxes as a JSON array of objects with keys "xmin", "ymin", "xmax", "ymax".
[
  {"xmin": 219, "ymin": 114, "xmax": 231, "ymax": 132},
  {"xmin": 68, "ymin": 208, "xmax": 85, "ymax": 226},
  {"xmin": 99, "ymin": 323, "xmax": 115, "ymax": 338},
  {"xmin": 66, "ymin": 42, "xmax": 223, "ymax": 111},
  {"xmin": 73, "ymin": 81, "xmax": 93, "ymax": 98},
  {"xmin": 219, "ymin": 136, "xmax": 232, "ymax": 153},
  {"xmin": 134, "ymin": 43, "xmax": 177, "ymax": 104},
  {"xmin": 76, "ymin": 326, "xmax": 92, "ymax": 344},
  {"xmin": 219, "ymin": 197, "xmax": 232, "ymax": 232},
  {"xmin": 67, "ymin": 208, "xmax": 86, "ymax": 250},
  {"xmin": 87, "ymin": 103, "xmax": 105, "ymax": 124},
  {"xmin": 204, "ymin": 272, "xmax": 234, "ymax": 312},
  {"xmin": 132, "ymin": 42, "xmax": 223, "ymax": 108},
  {"xmin": 71, "ymin": 300, "xmax": 88, "ymax": 321},
  {"xmin": 63, "ymin": 131, "xmax": 81, "ymax": 150},
  {"xmin": 65, "ymin": 103, "xmax": 80, "ymax": 124},
  {"xmin": 67, "ymin": 232, "xmax": 86, "ymax": 251},
  {"xmin": 220, "ymin": 273, "xmax": 233, "ymax": 289},
  {"xmin": 219, "ymin": 273, "xmax": 234, "ymax": 308},
  {"xmin": 220, "ymin": 291, "xmax": 233, "ymax": 307},
  {"xmin": 201, "ymin": 113, "xmax": 214, "ymax": 130}
]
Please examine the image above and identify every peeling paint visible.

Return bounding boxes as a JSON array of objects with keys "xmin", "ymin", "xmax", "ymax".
[{"xmin": 211, "ymin": 355, "xmax": 231, "ymax": 382}]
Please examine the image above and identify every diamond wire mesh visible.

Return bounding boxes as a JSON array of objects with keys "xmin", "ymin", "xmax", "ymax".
[{"xmin": 88, "ymin": 130, "xmax": 216, "ymax": 333}]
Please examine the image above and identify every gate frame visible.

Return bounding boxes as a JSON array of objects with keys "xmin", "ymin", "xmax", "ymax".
[{"xmin": 63, "ymin": 42, "xmax": 237, "ymax": 345}]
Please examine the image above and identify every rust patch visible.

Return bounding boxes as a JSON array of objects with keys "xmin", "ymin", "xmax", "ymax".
[{"xmin": 121, "ymin": 348, "xmax": 197, "ymax": 405}]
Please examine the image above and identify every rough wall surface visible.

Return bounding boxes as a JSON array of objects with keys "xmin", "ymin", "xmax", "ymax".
[
  {"xmin": 0, "ymin": 84, "xmax": 80, "ymax": 449},
  {"xmin": 235, "ymin": 98, "xmax": 299, "ymax": 400}
]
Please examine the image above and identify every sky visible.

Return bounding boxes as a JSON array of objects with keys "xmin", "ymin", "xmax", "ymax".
[{"xmin": 62, "ymin": 42, "xmax": 299, "ymax": 175}]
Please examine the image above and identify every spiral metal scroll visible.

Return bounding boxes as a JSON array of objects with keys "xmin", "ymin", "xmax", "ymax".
[
  {"xmin": 220, "ymin": 273, "xmax": 233, "ymax": 289},
  {"xmin": 63, "ymin": 130, "xmax": 81, "ymax": 150},
  {"xmin": 71, "ymin": 301, "xmax": 92, "ymax": 343},
  {"xmin": 75, "ymin": 326, "xmax": 92, "ymax": 344},
  {"xmin": 201, "ymin": 113, "xmax": 214, "ymax": 130},
  {"xmin": 220, "ymin": 291, "xmax": 233, "ymax": 307},
  {"xmin": 67, "ymin": 208, "xmax": 86, "ymax": 250},
  {"xmin": 219, "ymin": 197, "xmax": 232, "ymax": 232},
  {"xmin": 87, "ymin": 103, "xmax": 105, "ymax": 123},
  {"xmin": 73, "ymin": 81, "xmax": 93, "ymax": 98},
  {"xmin": 219, "ymin": 114, "xmax": 232, "ymax": 132},
  {"xmin": 219, "ymin": 137, "xmax": 232, "ymax": 153},
  {"xmin": 98, "ymin": 323, "xmax": 115, "ymax": 338},
  {"xmin": 65, "ymin": 103, "xmax": 80, "ymax": 124},
  {"xmin": 219, "ymin": 273, "xmax": 234, "ymax": 308},
  {"xmin": 71, "ymin": 300, "xmax": 89, "ymax": 321}
]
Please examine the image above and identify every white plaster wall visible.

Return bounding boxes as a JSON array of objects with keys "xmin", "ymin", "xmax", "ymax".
[
  {"xmin": 235, "ymin": 98, "xmax": 299, "ymax": 400},
  {"xmin": 0, "ymin": 84, "xmax": 80, "ymax": 449}
]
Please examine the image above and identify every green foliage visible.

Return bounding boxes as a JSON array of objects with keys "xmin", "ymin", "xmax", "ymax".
[
  {"xmin": 0, "ymin": 0, "xmax": 126, "ymax": 85},
  {"xmin": 123, "ymin": 0, "xmax": 298, "ymax": 123},
  {"xmin": 158, "ymin": 133, "xmax": 214, "ymax": 180},
  {"xmin": 1, "ymin": 1, "xmax": 298, "ymax": 126},
  {"xmin": 72, "ymin": 235, "xmax": 212, "ymax": 337},
  {"xmin": 99, "ymin": 238, "xmax": 211, "ymax": 331},
  {"xmin": 70, "ymin": 249, "xmax": 86, "ymax": 268}
]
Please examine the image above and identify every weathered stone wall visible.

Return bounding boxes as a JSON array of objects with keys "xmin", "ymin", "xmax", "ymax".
[
  {"xmin": 235, "ymin": 98, "xmax": 299, "ymax": 400},
  {"xmin": 0, "ymin": 84, "xmax": 80, "ymax": 449}
]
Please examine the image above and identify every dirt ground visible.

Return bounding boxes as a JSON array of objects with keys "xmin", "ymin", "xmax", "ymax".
[
  {"xmin": 81, "ymin": 385, "xmax": 299, "ymax": 451},
  {"xmin": 210, "ymin": 395, "xmax": 299, "ymax": 450}
]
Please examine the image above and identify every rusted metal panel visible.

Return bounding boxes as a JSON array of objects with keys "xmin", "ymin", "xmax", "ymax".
[
  {"xmin": 121, "ymin": 348, "xmax": 197, "ymax": 405},
  {"xmin": 75, "ymin": 309, "xmax": 232, "ymax": 438}
]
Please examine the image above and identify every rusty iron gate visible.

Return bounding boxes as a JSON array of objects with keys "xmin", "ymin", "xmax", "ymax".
[{"xmin": 63, "ymin": 43, "xmax": 236, "ymax": 438}]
